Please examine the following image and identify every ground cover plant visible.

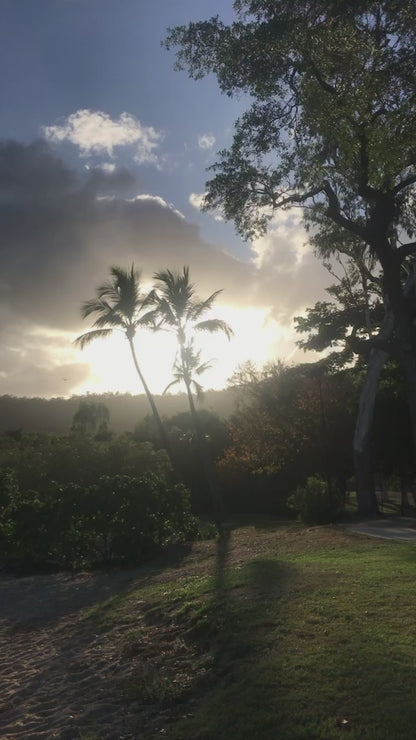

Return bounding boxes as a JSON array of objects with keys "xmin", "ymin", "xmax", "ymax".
[{"xmin": 1, "ymin": 522, "xmax": 415, "ymax": 739}]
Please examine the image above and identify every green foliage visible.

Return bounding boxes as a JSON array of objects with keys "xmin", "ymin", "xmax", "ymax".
[
  {"xmin": 288, "ymin": 475, "xmax": 341, "ymax": 525},
  {"xmin": 71, "ymin": 400, "xmax": 111, "ymax": 439},
  {"xmin": 220, "ymin": 362, "xmax": 356, "ymax": 514},
  {"xmin": 0, "ymin": 473, "xmax": 198, "ymax": 570},
  {"xmin": 0, "ymin": 432, "xmax": 199, "ymax": 571},
  {"xmin": 166, "ymin": 1, "xmax": 416, "ymax": 239}
]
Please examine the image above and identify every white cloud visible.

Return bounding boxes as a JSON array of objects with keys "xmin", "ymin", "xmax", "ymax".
[
  {"xmin": 189, "ymin": 191, "xmax": 223, "ymax": 221},
  {"xmin": 97, "ymin": 162, "xmax": 116, "ymax": 173},
  {"xmin": 198, "ymin": 133, "xmax": 216, "ymax": 150},
  {"xmin": 43, "ymin": 109, "xmax": 164, "ymax": 164},
  {"xmin": 251, "ymin": 211, "xmax": 306, "ymax": 270},
  {"xmin": 132, "ymin": 194, "xmax": 185, "ymax": 219},
  {"xmin": 189, "ymin": 192, "xmax": 206, "ymax": 210}
]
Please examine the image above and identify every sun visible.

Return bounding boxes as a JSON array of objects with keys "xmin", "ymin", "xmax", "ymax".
[{"xmin": 73, "ymin": 305, "xmax": 299, "ymax": 397}]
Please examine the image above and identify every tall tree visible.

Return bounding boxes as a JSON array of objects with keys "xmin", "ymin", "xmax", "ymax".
[
  {"xmin": 165, "ymin": 2, "xmax": 416, "ymax": 515},
  {"xmin": 75, "ymin": 265, "xmax": 173, "ymax": 461},
  {"xmin": 151, "ymin": 266, "xmax": 233, "ymax": 525}
]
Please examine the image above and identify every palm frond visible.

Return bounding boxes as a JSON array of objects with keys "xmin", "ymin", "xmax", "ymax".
[
  {"xmin": 81, "ymin": 298, "xmax": 110, "ymax": 319},
  {"xmin": 154, "ymin": 266, "xmax": 195, "ymax": 319},
  {"xmin": 188, "ymin": 290, "xmax": 223, "ymax": 321},
  {"xmin": 135, "ymin": 308, "xmax": 160, "ymax": 328},
  {"xmin": 74, "ymin": 328, "xmax": 115, "ymax": 349},
  {"xmin": 191, "ymin": 379, "xmax": 204, "ymax": 401},
  {"xmin": 195, "ymin": 359, "xmax": 214, "ymax": 375},
  {"xmin": 91, "ymin": 312, "xmax": 127, "ymax": 330},
  {"xmin": 153, "ymin": 297, "xmax": 178, "ymax": 326},
  {"xmin": 194, "ymin": 319, "xmax": 233, "ymax": 339},
  {"xmin": 163, "ymin": 377, "xmax": 181, "ymax": 395}
]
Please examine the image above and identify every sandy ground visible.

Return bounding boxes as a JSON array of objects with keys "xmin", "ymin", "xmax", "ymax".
[{"xmin": 0, "ymin": 567, "xmax": 151, "ymax": 740}]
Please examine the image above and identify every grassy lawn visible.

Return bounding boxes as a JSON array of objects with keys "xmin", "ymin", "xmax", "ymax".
[{"xmin": 83, "ymin": 523, "xmax": 416, "ymax": 739}]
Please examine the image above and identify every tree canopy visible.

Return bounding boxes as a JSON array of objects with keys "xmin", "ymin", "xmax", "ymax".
[
  {"xmin": 166, "ymin": 1, "xmax": 416, "ymax": 242},
  {"xmin": 165, "ymin": 1, "xmax": 416, "ymax": 477}
]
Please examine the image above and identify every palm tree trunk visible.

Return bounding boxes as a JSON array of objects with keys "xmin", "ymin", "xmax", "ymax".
[
  {"xmin": 181, "ymin": 353, "xmax": 223, "ymax": 529},
  {"xmin": 127, "ymin": 337, "xmax": 175, "ymax": 466}
]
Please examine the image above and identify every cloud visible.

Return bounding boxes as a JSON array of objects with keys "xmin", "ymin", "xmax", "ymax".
[
  {"xmin": 189, "ymin": 192, "xmax": 205, "ymax": 210},
  {"xmin": 0, "ymin": 139, "xmax": 330, "ymax": 397},
  {"xmin": 0, "ymin": 139, "xmax": 258, "ymax": 395},
  {"xmin": 43, "ymin": 109, "xmax": 164, "ymax": 164},
  {"xmin": 189, "ymin": 191, "xmax": 223, "ymax": 221},
  {"xmin": 198, "ymin": 133, "xmax": 216, "ymax": 150},
  {"xmin": 88, "ymin": 162, "xmax": 116, "ymax": 173},
  {"xmin": 250, "ymin": 211, "xmax": 331, "ymax": 325},
  {"xmin": 132, "ymin": 194, "xmax": 185, "ymax": 220}
]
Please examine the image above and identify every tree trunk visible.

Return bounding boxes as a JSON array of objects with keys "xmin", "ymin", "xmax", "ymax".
[
  {"xmin": 127, "ymin": 338, "xmax": 175, "ymax": 467},
  {"xmin": 353, "ymin": 347, "xmax": 386, "ymax": 517},
  {"xmin": 401, "ymin": 350, "xmax": 416, "ymax": 464},
  {"xmin": 353, "ymin": 301, "xmax": 396, "ymax": 517},
  {"xmin": 352, "ymin": 264, "xmax": 415, "ymax": 517},
  {"xmin": 183, "ymin": 374, "xmax": 223, "ymax": 530}
]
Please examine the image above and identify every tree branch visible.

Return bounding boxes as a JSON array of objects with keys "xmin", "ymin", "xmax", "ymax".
[
  {"xmin": 397, "ymin": 242, "xmax": 416, "ymax": 260},
  {"xmin": 393, "ymin": 173, "xmax": 416, "ymax": 194},
  {"xmin": 272, "ymin": 185, "xmax": 323, "ymax": 209},
  {"xmin": 323, "ymin": 180, "xmax": 368, "ymax": 241}
]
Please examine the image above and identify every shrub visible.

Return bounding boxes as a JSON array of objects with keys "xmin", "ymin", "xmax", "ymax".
[
  {"xmin": 0, "ymin": 473, "xmax": 199, "ymax": 571},
  {"xmin": 288, "ymin": 475, "xmax": 341, "ymax": 525}
]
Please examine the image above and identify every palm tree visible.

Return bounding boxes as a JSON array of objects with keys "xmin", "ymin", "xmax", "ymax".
[
  {"xmin": 75, "ymin": 265, "xmax": 172, "ymax": 459},
  {"xmin": 152, "ymin": 266, "xmax": 233, "ymax": 526},
  {"xmin": 163, "ymin": 338, "xmax": 212, "ymax": 400}
]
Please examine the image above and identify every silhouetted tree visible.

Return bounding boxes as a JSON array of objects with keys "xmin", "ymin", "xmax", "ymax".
[
  {"xmin": 75, "ymin": 265, "xmax": 173, "ymax": 462},
  {"xmin": 152, "ymin": 266, "xmax": 232, "ymax": 525},
  {"xmin": 166, "ymin": 1, "xmax": 416, "ymax": 516}
]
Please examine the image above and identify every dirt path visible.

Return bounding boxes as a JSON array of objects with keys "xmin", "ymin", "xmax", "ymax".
[
  {"xmin": 0, "ymin": 568, "xmax": 150, "ymax": 740},
  {"xmin": 344, "ymin": 516, "xmax": 416, "ymax": 542},
  {"xmin": 0, "ymin": 531, "xmax": 269, "ymax": 740}
]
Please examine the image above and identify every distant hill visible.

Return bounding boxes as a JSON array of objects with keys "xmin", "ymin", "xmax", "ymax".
[{"xmin": 0, "ymin": 389, "xmax": 239, "ymax": 435}]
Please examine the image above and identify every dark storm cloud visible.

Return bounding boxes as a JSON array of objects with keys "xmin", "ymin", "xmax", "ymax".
[
  {"xmin": 0, "ymin": 139, "xmax": 257, "ymax": 395},
  {"xmin": 0, "ymin": 139, "xmax": 255, "ymax": 333},
  {"xmin": 0, "ymin": 139, "xmax": 329, "ymax": 396}
]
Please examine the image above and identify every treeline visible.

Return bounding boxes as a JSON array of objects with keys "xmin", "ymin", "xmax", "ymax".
[
  {"xmin": 0, "ymin": 389, "xmax": 236, "ymax": 435},
  {"xmin": 1, "ymin": 357, "xmax": 414, "ymax": 573}
]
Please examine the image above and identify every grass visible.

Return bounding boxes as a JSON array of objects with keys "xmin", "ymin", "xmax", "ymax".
[{"xmin": 82, "ymin": 522, "xmax": 416, "ymax": 739}]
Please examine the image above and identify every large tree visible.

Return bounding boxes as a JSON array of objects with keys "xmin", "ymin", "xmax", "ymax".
[
  {"xmin": 75, "ymin": 265, "xmax": 173, "ymax": 462},
  {"xmin": 165, "ymin": 1, "xmax": 416, "ymax": 515}
]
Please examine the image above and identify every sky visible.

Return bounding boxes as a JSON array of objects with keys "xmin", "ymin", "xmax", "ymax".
[{"xmin": 0, "ymin": 0, "xmax": 331, "ymax": 399}]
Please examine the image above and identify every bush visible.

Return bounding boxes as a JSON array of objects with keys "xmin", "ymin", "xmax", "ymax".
[
  {"xmin": 288, "ymin": 475, "xmax": 341, "ymax": 525},
  {"xmin": 0, "ymin": 473, "xmax": 199, "ymax": 571}
]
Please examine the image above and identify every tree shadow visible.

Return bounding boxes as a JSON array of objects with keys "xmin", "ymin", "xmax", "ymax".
[{"xmin": 0, "ymin": 541, "xmax": 193, "ymax": 629}]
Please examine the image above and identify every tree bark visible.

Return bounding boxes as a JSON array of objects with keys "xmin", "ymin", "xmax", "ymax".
[
  {"xmin": 353, "ymin": 250, "xmax": 415, "ymax": 517},
  {"xmin": 128, "ymin": 337, "xmax": 175, "ymax": 468},
  {"xmin": 400, "ymin": 350, "xmax": 416, "ymax": 463},
  {"xmin": 353, "ymin": 304, "xmax": 395, "ymax": 517},
  {"xmin": 181, "ymin": 356, "xmax": 223, "ymax": 529},
  {"xmin": 353, "ymin": 347, "xmax": 386, "ymax": 516}
]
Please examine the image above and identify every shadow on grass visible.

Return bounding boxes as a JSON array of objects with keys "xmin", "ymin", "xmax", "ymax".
[
  {"xmin": 0, "ymin": 541, "xmax": 193, "ymax": 629},
  {"xmin": 167, "ymin": 531, "xmax": 416, "ymax": 740},
  {"xmin": 163, "ymin": 529, "xmax": 297, "ymax": 740}
]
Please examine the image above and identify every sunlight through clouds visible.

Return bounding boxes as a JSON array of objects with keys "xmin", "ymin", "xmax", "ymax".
[{"xmin": 72, "ymin": 305, "xmax": 297, "ymax": 396}]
